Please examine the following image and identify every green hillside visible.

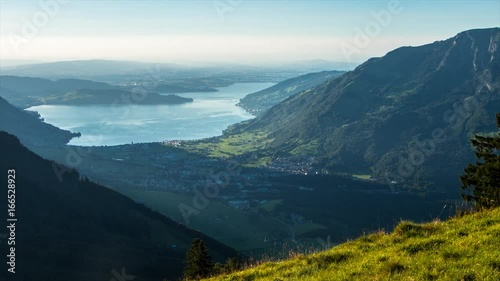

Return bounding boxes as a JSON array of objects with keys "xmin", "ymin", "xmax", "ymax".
[
  {"xmin": 222, "ymin": 28, "xmax": 500, "ymax": 190},
  {"xmin": 237, "ymin": 70, "xmax": 344, "ymax": 115},
  {"xmin": 206, "ymin": 208, "xmax": 500, "ymax": 281}
]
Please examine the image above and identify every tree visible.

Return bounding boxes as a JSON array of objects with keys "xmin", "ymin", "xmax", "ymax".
[
  {"xmin": 183, "ymin": 238, "xmax": 213, "ymax": 280},
  {"xmin": 460, "ymin": 113, "xmax": 500, "ymax": 210}
]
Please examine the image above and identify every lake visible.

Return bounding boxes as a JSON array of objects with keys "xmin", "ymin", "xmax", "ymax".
[{"xmin": 27, "ymin": 83, "xmax": 274, "ymax": 146}]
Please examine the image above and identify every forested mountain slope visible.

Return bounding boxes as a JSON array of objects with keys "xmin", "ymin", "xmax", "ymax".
[{"xmin": 0, "ymin": 131, "xmax": 239, "ymax": 281}]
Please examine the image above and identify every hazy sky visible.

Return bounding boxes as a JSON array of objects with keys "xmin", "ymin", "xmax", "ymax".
[{"xmin": 0, "ymin": 0, "xmax": 499, "ymax": 65}]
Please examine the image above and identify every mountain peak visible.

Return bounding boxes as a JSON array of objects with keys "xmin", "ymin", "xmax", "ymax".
[{"xmin": 227, "ymin": 28, "xmax": 500, "ymax": 189}]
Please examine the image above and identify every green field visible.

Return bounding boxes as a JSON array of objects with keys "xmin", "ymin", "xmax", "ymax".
[
  {"xmin": 206, "ymin": 208, "xmax": 500, "ymax": 281},
  {"xmin": 352, "ymin": 174, "xmax": 372, "ymax": 180},
  {"xmin": 258, "ymin": 199, "xmax": 284, "ymax": 212},
  {"xmin": 181, "ymin": 132, "xmax": 273, "ymax": 166},
  {"xmin": 120, "ymin": 187, "xmax": 290, "ymax": 253}
]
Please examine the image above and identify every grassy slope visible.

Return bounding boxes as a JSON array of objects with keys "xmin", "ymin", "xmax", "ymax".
[{"xmin": 206, "ymin": 208, "xmax": 500, "ymax": 281}]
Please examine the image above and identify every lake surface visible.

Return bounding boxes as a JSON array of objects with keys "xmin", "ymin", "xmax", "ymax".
[{"xmin": 27, "ymin": 83, "xmax": 274, "ymax": 146}]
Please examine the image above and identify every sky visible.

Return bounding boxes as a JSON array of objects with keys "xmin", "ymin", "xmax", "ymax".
[{"xmin": 0, "ymin": 0, "xmax": 499, "ymax": 65}]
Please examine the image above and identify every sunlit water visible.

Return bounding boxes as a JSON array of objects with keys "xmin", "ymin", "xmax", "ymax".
[{"xmin": 27, "ymin": 83, "xmax": 274, "ymax": 146}]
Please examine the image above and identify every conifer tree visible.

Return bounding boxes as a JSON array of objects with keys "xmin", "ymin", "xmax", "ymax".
[
  {"xmin": 460, "ymin": 113, "xmax": 500, "ymax": 210},
  {"xmin": 183, "ymin": 238, "xmax": 213, "ymax": 280}
]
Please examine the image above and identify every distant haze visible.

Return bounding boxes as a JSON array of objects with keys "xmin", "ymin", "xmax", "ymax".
[{"xmin": 1, "ymin": 0, "xmax": 498, "ymax": 64}]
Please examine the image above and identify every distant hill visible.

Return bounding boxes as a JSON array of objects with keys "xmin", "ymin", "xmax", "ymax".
[
  {"xmin": 0, "ymin": 131, "xmax": 239, "ymax": 281},
  {"xmin": 0, "ymin": 96, "xmax": 79, "ymax": 146},
  {"xmin": 41, "ymin": 89, "xmax": 193, "ymax": 105},
  {"xmin": 224, "ymin": 28, "xmax": 500, "ymax": 190},
  {"xmin": 153, "ymin": 83, "xmax": 218, "ymax": 93},
  {"xmin": 0, "ymin": 59, "xmax": 355, "ymax": 80},
  {"xmin": 0, "ymin": 60, "xmax": 184, "ymax": 80},
  {"xmin": 0, "ymin": 75, "xmax": 116, "ymax": 108},
  {"xmin": 206, "ymin": 207, "xmax": 500, "ymax": 281},
  {"xmin": 0, "ymin": 75, "xmax": 116, "ymax": 95},
  {"xmin": 0, "ymin": 76, "xmax": 193, "ymax": 106},
  {"xmin": 237, "ymin": 70, "xmax": 345, "ymax": 114}
]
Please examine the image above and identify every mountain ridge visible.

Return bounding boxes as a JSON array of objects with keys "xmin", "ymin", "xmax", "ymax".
[
  {"xmin": 237, "ymin": 70, "xmax": 345, "ymax": 115},
  {"xmin": 0, "ymin": 131, "xmax": 240, "ymax": 281},
  {"xmin": 224, "ymin": 27, "xmax": 500, "ymax": 190}
]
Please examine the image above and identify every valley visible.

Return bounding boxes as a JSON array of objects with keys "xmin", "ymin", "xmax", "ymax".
[
  {"xmin": 0, "ymin": 2, "xmax": 498, "ymax": 277},
  {"xmin": 28, "ymin": 138, "xmax": 452, "ymax": 258},
  {"xmin": 5, "ymin": 30, "xmax": 496, "ymax": 259}
]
